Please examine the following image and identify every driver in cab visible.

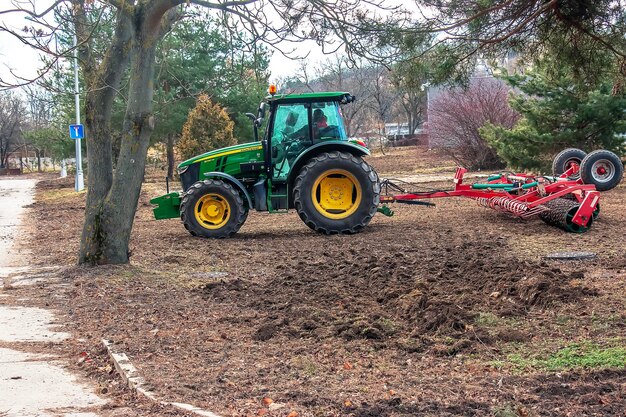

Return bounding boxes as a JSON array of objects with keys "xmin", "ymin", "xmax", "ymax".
[{"xmin": 287, "ymin": 109, "xmax": 333, "ymax": 143}]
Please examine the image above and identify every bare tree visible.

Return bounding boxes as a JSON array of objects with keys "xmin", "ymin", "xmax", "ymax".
[
  {"xmin": 315, "ymin": 57, "xmax": 373, "ymax": 137},
  {"xmin": 428, "ymin": 77, "xmax": 519, "ymax": 170},
  {"xmin": 21, "ymin": 87, "xmax": 57, "ymax": 172},
  {"xmin": 390, "ymin": 61, "xmax": 427, "ymax": 135},
  {"xmin": 366, "ymin": 66, "xmax": 398, "ymax": 153},
  {"xmin": 0, "ymin": 92, "xmax": 26, "ymax": 169}
]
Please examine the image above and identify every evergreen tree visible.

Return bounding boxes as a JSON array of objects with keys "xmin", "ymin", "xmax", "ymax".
[
  {"xmin": 481, "ymin": 66, "xmax": 626, "ymax": 171},
  {"xmin": 153, "ymin": 15, "xmax": 269, "ymax": 143},
  {"xmin": 177, "ymin": 95, "xmax": 236, "ymax": 160}
]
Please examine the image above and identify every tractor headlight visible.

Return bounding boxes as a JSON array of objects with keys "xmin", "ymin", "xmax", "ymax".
[{"xmin": 178, "ymin": 165, "xmax": 189, "ymax": 175}]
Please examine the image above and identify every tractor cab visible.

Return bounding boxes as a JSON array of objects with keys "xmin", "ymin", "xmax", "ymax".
[
  {"xmin": 263, "ymin": 92, "xmax": 353, "ymax": 181},
  {"xmin": 242, "ymin": 90, "xmax": 361, "ymax": 211}
]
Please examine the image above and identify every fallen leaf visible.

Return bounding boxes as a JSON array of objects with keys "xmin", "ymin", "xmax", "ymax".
[
  {"xmin": 256, "ymin": 409, "xmax": 268, "ymax": 416},
  {"xmin": 262, "ymin": 397, "xmax": 273, "ymax": 406},
  {"xmin": 344, "ymin": 400, "xmax": 353, "ymax": 407},
  {"xmin": 269, "ymin": 402, "xmax": 285, "ymax": 411},
  {"xmin": 287, "ymin": 411, "xmax": 298, "ymax": 417},
  {"xmin": 343, "ymin": 361, "xmax": 353, "ymax": 370}
]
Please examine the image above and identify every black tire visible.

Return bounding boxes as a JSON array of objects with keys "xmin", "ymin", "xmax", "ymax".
[
  {"xmin": 579, "ymin": 149, "xmax": 624, "ymax": 192},
  {"xmin": 180, "ymin": 179, "xmax": 247, "ymax": 238},
  {"xmin": 552, "ymin": 148, "xmax": 587, "ymax": 179},
  {"xmin": 293, "ymin": 151, "xmax": 380, "ymax": 234}
]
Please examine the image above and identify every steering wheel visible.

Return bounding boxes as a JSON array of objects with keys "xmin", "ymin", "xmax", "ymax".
[
  {"xmin": 318, "ymin": 125, "xmax": 339, "ymax": 139},
  {"xmin": 272, "ymin": 132, "xmax": 299, "ymax": 163}
]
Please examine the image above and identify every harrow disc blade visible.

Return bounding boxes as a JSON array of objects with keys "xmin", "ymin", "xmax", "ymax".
[{"xmin": 539, "ymin": 198, "xmax": 593, "ymax": 233}]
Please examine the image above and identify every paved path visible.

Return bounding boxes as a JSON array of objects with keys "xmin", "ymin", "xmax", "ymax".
[
  {"xmin": 0, "ymin": 178, "xmax": 107, "ymax": 417},
  {"xmin": 0, "ymin": 179, "xmax": 36, "ymax": 272}
]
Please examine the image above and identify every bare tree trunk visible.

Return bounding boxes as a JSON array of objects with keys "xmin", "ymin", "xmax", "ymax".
[
  {"xmin": 79, "ymin": 3, "xmax": 176, "ymax": 264},
  {"xmin": 166, "ymin": 132, "xmax": 175, "ymax": 179},
  {"xmin": 78, "ymin": 8, "xmax": 131, "ymax": 264},
  {"xmin": 79, "ymin": 94, "xmax": 115, "ymax": 263},
  {"xmin": 96, "ymin": 27, "xmax": 158, "ymax": 263}
]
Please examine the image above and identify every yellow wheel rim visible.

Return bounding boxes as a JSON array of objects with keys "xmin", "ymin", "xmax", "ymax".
[
  {"xmin": 311, "ymin": 169, "xmax": 362, "ymax": 219},
  {"xmin": 194, "ymin": 193, "xmax": 231, "ymax": 229}
]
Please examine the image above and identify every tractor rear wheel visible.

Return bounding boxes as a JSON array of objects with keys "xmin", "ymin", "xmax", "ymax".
[
  {"xmin": 552, "ymin": 148, "xmax": 586, "ymax": 179},
  {"xmin": 579, "ymin": 149, "xmax": 624, "ymax": 191},
  {"xmin": 293, "ymin": 151, "xmax": 380, "ymax": 234},
  {"xmin": 180, "ymin": 179, "xmax": 247, "ymax": 238}
]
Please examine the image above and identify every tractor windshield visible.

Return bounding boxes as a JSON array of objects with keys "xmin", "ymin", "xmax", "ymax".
[{"xmin": 312, "ymin": 102, "xmax": 348, "ymax": 141}]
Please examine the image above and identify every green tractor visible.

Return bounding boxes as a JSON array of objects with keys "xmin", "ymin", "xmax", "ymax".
[{"xmin": 151, "ymin": 90, "xmax": 380, "ymax": 237}]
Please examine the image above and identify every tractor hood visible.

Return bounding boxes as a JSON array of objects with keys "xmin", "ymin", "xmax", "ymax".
[{"xmin": 177, "ymin": 141, "xmax": 263, "ymax": 170}]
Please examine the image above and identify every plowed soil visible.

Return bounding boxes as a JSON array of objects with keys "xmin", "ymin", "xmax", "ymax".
[{"xmin": 8, "ymin": 146, "xmax": 626, "ymax": 417}]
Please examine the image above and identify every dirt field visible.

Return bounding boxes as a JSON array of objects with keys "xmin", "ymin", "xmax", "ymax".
[{"xmin": 8, "ymin": 146, "xmax": 626, "ymax": 416}]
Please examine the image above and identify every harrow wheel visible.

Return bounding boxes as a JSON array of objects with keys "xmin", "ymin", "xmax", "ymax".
[
  {"xmin": 552, "ymin": 148, "xmax": 586, "ymax": 179},
  {"xmin": 562, "ymin": 194, "xmax": 600, "ymax": 220},
  {"xmin": 180, "ymin": 179, "xmax": 248, "ymax": 238},
  {"xmin": 579, "ymin": 150, "xmax": 624, "ymax": 192},
  {"xmin": 293, "ymin": 151, "xmax": 380, "ymax": 234},
  {"xmin": 539, "ymin": 198, "xmax": 593, "ymax": 233}
]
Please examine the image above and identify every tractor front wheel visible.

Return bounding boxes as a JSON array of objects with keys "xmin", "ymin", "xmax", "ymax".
[
  {"xmin": 293, "ymin": 151, "xmax": 380, "ymax": 234},
  {"xmin": 180, "ymin": 179, "xmax": 247, "ymax": 238}
]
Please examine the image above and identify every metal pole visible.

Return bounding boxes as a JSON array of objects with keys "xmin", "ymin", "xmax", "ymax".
[
  {"xmin": 73, "ymin": 34, "xmax": 84, "ymax": 191},
  {"xmin": 55, "ymin": 33, "xmax": 67, "ymax": 178}
]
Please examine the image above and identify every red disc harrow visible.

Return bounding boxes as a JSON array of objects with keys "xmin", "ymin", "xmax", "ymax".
[{"xmin": 379, "ymin": 149, "xmax": 623, "ymax": 233}]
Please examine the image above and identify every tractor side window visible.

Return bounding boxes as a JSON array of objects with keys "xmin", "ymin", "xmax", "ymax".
[
  {"xmin": 271, "ymin": 104, "xmax": 308, "ymax": 179},
  {"xmin": 312, "ymin": 102, "xmax": 348, "ymax": 141}
]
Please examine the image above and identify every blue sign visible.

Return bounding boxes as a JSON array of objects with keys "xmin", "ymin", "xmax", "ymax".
[{"xmin": 69, "ymin": 124, "xmax": 84, "ymax": 140}]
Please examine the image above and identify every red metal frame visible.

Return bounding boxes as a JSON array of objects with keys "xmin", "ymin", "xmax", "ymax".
[{"xmin": 381, "ymin": 166, "xmax": 600, "ymax": 227}]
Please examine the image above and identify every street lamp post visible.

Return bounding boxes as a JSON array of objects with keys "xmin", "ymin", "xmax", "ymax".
[
  {"xmin": 73, "ymin": 34, "xmax": 84, "ymax": 192},
  {"xmin": 55, "ymin": 33, "xmax": 67, "ymax": 179}
]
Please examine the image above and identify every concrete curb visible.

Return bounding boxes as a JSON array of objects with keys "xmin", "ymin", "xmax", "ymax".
[{"xmin": 102, "ymin": 339, "xmax": 223, "ymax": 417}]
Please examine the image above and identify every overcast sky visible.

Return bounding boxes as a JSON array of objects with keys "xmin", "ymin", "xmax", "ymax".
[
  {"xmin": 0, "ymin": 13, "xmax": 45, "ymax": 88},
  {"xmin": 0, "ymin": 7, "xmax": 332, "ymax": 89}
]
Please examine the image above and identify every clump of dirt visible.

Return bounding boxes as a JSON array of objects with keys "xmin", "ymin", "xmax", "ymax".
[
  {"xmin": 36, "ymin": 176, "xmax": 75, "ymax": 190},
  {"xmin": 419, "ymin": 302, "xmax": 475, "ymax": 332},
  {"xmin": 253, "ymin": 322, "xmax": 281, "ymax": 341},
  {"xmin": 494, "ymin": 328, "xmax": 530, "ymax": 343},
  {"xmin": 515, "ymin": 274, "xmax": 598, "ymax": 307}
]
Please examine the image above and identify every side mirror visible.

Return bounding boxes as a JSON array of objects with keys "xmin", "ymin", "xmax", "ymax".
[
  {"xmin": 247, "ymin": 112, "xmax": 263, "ymax": 130},
  {"xmin": 341, "ymin": 95, "xmax": 356, "ymax": 104}
]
